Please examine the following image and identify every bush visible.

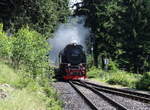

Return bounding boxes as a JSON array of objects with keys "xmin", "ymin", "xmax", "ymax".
[
  {"xmin": 88, "ymin": 66, "xmax": 150, "ymax": 90},
  {"xmin": 12, "ymin": 27, "xmax": 50, "ymax": 78},
  {"xmin": 87, "ymin": 66, "xmax": 103, "ymax": 78},
  {"xmin": 87, "ymin": 55, "xmax": 94, "ymax": 69},
  {"xmin": 108, "ymin": 60, "xmax": 118, "ymax": 71},
  {"xmin": 88, "ymin": 66, "xmax": 141, "ymax": 88},
  {"xmin": 0, "ymin": 24, "xmax": 12, "ymax": 58},
  {"xmin": 107, "ymin": 71, "xmax": 138, "ymax": 88},
  {"xmin": 0, "ymin": 24, "xmax": 50, "ymax": 78},
  {"xmin": 87, "ymin": 67, "xmax": 111, "ymax": 81},
  {"xmin": 136, "ymin": 72, "xmax": 150, "ymax": 90}
]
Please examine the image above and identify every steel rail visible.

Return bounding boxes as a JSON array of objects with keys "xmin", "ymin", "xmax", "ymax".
[
  {"xmin": 83, "ymin": 80, "xmax": 150, "ymax": 98},
  {"xmin": 72, "ymin": 81, "xmax": 128, "ymax": 110},
  {"xmin": 81, "ymin": 80, "xmax": 150, "ymax": 104},
  {"xmin": 69, "ymin": 81, "xmax": 99, "ymax": 110}
]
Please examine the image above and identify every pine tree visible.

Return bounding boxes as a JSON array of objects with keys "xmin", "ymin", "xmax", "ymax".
[{"xmin": 75, "ymin": 0, "xmax": 150, "ymax": 73}]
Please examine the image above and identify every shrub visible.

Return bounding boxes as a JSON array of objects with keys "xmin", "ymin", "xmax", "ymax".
[
  {"xmin": 136, "ymin": 72, "xmax": 150, "ymax": 90},
  {"xmin": 87, "ymin": 55, "xmax": 94, "ymax": 69},
  {"xmin": 12, "ymin": 27, "xmax": 50, "ymax": 78},
  {"xmin": 108, "ymin": 59, "xmax": 118, "ymax": 71},
  {"xmin": 87, "ymin": 66, "xmax": 106, "ymax": 79},
  {"xmin": 107, "ymin": 71, "xmax": 137, "ymax": 88},
  {"xmin": 0, "ymin": 24, "xmax": 12, "ymax": 58}
]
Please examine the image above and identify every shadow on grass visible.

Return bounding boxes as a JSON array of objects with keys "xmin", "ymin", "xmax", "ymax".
[{"xmin": 88, "ymin": 76, "xmax": 95, "ymax": 79}]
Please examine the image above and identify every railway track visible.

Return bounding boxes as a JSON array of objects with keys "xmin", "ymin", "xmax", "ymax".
[
  {"xmin": 81, "ymin": 80, "xmax": 150, "ymax": 104},
  {"xmin": 69, "ymin": 81, "xmax": 128, "ymax": 110},
  {"xmin": 69, "ymin": 81, "xmax": 99, "ymax": 110},
  {"xmin": 69, "ymin": 80, "xmax": 150, "ymax": 110}
]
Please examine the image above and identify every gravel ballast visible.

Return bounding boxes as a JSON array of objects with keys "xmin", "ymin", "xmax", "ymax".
[
  {"xmin": 86, "ymin": 79, "xmax": 150, "ymax": 110},
  {"xmin": 75, "ymin": 84, "xmax": 117, "ymax": 110},
  {"xmin": 102, "ymin": 92, "xmax": 150, "ymax": 110},
  {"xmin": 53, "ymin": 81, "xmax": 150, "ymax": 110},
  {"xmin": 52, "ymin": 81, "xmax": 91, "ymax": 110}
]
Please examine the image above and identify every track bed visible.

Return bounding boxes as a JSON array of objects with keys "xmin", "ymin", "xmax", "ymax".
[
  {"xmin": 52, "ymin": 81, "xmax": 91, "ymax": 110},
  {"xmin": 53, "ymin": 80, "xmax": 150, "ymax": 110}
]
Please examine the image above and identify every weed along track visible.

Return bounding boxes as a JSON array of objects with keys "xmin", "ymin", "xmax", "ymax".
[{"xmin": 69, "ymin": 80, "xmax": 150, "ymax": 110}]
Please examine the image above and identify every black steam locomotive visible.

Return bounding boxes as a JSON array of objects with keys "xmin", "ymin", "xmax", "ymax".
[{"xmin": 55, "ymin": 43, "xmax": 87, "ymax": 80}]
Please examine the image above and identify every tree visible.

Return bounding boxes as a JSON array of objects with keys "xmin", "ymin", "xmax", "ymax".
[
  {"xmin": 12, "ymin": 27, "xmax": 50, "ymax": 77},
  {"xmin": 75, "ymin": 0, "xmax": 150, "ymax": 73},
  {"xmin": 0, "ymin": 0, "xmax": 70, "ymax": 38}
]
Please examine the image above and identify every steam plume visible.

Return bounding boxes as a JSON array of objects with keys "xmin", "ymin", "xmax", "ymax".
[{"xmin": 48, "ymin": 16, "xmax": 90, "ymax": 64}]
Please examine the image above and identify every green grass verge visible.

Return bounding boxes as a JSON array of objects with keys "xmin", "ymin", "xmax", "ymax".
[
  {"xmin": 0, "ymin": 61, "xmax": 62, "ymax": 110},
  {"xmin": 87, "ymin": 67, "xmax": 149, "ymax": 90},
  {"xmin": 0, "ymin": 61, "xmax": 20, "ymax": 85}
]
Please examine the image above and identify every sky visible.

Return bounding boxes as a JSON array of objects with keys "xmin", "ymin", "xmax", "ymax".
[{"xmin": 69, "ymin": 0, "xmax": 82, "ymax": 10}]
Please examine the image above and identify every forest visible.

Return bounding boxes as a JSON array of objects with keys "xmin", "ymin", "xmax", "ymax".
[
  {"xmin": 74, "ymin": 0, "xmax": 150, "ymax": 74},
  {"xmin": 0, "ymin": 0, "xmax": 150, "ymax": 109}
]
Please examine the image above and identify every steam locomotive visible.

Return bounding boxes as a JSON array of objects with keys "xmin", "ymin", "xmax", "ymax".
[{"xmin": 55, "ymin": 43, "xmax": 87, "ymax": 80}]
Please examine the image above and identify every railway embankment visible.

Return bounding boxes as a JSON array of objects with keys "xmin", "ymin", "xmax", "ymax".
[{"xmin": 0, "ymin": 61, "xmax": 62, "ymax": 110}]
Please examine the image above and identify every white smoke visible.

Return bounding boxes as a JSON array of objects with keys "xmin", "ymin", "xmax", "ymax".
[
  {"xmin": 69, "ymin": 0, "xmax": 82, "ymax": 11},
  {"xmin": 48, "ymin": 16, "xmax": 90, "ymax": 64}
]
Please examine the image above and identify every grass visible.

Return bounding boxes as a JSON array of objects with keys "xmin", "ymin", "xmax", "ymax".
[
  {"xmin": 0, "ymin": 88, "xmax": 46, "ymax": 110},
  {"xmin": 0, "ymin": 61, "xmax": 62, "ymax": 110},
  {"xmin": 106, "ymin": 71, "xmax": 139, "ymax": 88},
  {"xmin": 136, "ymin": 72, "xmax": 150, "ymax": 90},
  {"xmin": 0, "ymin": 61, "xmax": 20, "ymax": 85},
  {"xmin": 87, "ymin": 67, "xmax": 150, "ymax": 90}
]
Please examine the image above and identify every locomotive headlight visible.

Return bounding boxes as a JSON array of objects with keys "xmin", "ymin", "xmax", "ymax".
[
  {"xmin": 68, "ymin": 63, "xmax": 71, "ymax": 66},
  {"xmin": 79, "ymin": 63, "xmax": 82, "ymax": 66}
]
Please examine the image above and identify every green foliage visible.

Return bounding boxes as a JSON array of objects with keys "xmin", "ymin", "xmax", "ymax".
[
  {"xmin": 0, "ymin": 88, "xmax": 47, "ymax": 110},
  {"xmin": 0, "ymin": 61, "xmax": 19, "ymax": 85},
  {"xmin": 0, "ymin": 61, "xmax": 62, "ymax": 110},
  {"xmin": 0, "ymin": 24, "xmax": 12, "ymax": 58},
  {"xmin": 0, "ymin": 23, "xmax": 62, "ymax": 109},
  {"xmin": 108, "ymin": 60, "xmax": 118, "ymax": 71},
  {"xmin": 88, "ymin": 67, "xmax": 113, "ymax": 82},
  {"xmin": 76, "ymin": 0, "xmax": 150, "ymax": 73},
  {"xmin": 87, "ymin": 66, "xmax": 104, "ymax": 78},
  {"xmin": 87, "ymin": 55, "xmax": 94, "ymax": 69},
  {"xmin": 0, "ymin": 0, "xmax": 70, "ymax": 108},
  {"xmin": 12, "ymin": 27, "xmax": 49, "ymax": 77},
  {"xmin": 87, "ymin": 67, "xmax": 143, "ymax": 89},
  {"xmin": 136, "ymin": 72, "xmax": 150, "ymax": 90},
  {"xmin": 1, "ymin": 0, "xmax": 70, "ymax": 37},
  {"xmin": 107, "ymin": 71, "xmax": 138, "ymax": 88},
  {"xmin": 0, "ymin": 23, "xmax": 51, "ymax": 79}
]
